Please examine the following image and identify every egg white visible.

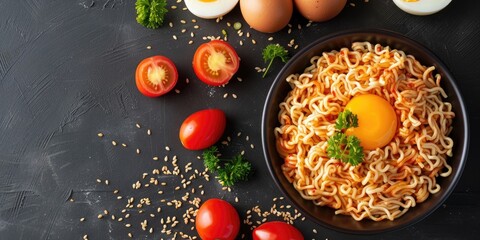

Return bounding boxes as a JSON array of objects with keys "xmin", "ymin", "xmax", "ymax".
[
  {"xmin": 184, "ymin": 0, "xmax": 239, "ymax": 19},
  {"xmin": 393, "ymin": 0, "xmax": 451, "ymax": 16}
]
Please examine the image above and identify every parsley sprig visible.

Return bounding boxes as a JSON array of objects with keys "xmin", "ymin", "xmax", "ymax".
[
  {"xmin": 262, "ymin": 44, "xmax": 289, "ymax": 78},
  {"xmin": 202, "ymin": 146, "xmax": 252, "ymax": 187},
  {"xmin": 135, "ymin": 0, "xmax": 168, "ymax": 29},
  {"xmin": 327, "ymin": 110, "xmax": 364, "ymax": 166}
]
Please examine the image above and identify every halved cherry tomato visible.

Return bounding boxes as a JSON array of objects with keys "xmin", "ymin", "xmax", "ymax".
[
  {"xmin": 196, "ymin": 198, "xmax": 240, "ymax": 240},
  {"xmin": 135, "ymin": 55, "xmax": 178, "ymax": 97},
  {"xmin": 253, "ymin": 221, "xmax": 304, "ymax": 240},
  {"xmin": 179, "ymin": 109, "xmax": 226, "ymax": 150},
  {"xmin": 193, "ymin": 40, "xmax": 240, "ymax": 86}
]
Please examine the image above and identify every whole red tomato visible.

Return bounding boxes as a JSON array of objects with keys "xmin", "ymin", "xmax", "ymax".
[
  {"xmin": 179, "ymin": 109, "xmax": 226, "ymax": 150},
  {"xmin": 253, "ymin": 221, "xmax": 304, "ymax": 240},
  {"xmin": 196, "ymin": 198, "xmax": 240, "ymax": 240}
]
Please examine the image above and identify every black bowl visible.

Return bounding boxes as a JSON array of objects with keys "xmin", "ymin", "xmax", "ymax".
[{"xmin": 261, "ymin": 29, "xmax": 469, "ymax": 234}]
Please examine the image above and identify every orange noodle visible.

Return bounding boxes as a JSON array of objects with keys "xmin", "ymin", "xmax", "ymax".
[{"xmin": 274, "ymin": 42, "xmax": 454, "ymax": 221}]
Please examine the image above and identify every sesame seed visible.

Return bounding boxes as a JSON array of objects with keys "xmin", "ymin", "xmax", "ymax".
[
  {"xmin": 180, "ymin": 20, "xmax": 186, "ymax": 24},
  {"xmin": 181, "ymin": 28, "xmax": 187, "ymax": 33},
  {"xmin": 188, "ymin": 40, "xmax": 193, "ymax": 45},
  {"xmin": 171, "ymin": 5, "xmax": 177, "ymax": 9},
  {"xmin": 136, "ymin": 148, "xmax": 140, "ymax": 154},
  {"xmin": 96, "ymin": 179, "xmax": 101, "ymax": 183},
  {"xmin": 146, "ymin": 46, "xmax": 151, "ymax": 50},
  {"xmin": 232, "ymin": 94, "xmax": 238, "ymax": 99},
  {"xmin": 252, "ymin": 39, "xmax": 256, "ymax": 44},
  {"xmin": 165, "ymin": 146, "xmax": 171, "ymax": 151},
  {"xmin": 121, "ymin": 143, "xmax": 127, "ymax": 147},
  {"xmin": 97, "ymin": 132, "xmax": 104, "ymax": 137},
  {"xmin": 169, "ymin": 22, "xmax": 173, "ymax": 28},
  {"xmin": 153, "ymin": 156, "xmax": 159, "ymax": 161},
  {"xmin": 125, "ymin": 223, "xmax": 131, "ymax": 228},
  {"xmin": 173, "ymin": 35, "xmax": 178, "ymax": 40},
  {"xmin": 147, "ymin": 129, "xmax": 151, "ymax": 135},
  {"xmin": 239, "ymin": 40, "xmax": 243, "ymax": 46},
  {"xmin": 112, "ymin": 141, "xmax": 117, "ymax": 146},
  {"xmin": 104, "ymin": 210, "xmax": 109, "ymax": 215},
  {"xmin": 128, "ymin": 233, "xmax": 132, "ymax": 238},
  {"xmin": 80, "ymin": 217, "xmax": 85, "ymax": 222},
  {"xmin": 98, "ymin": 214, "xmax": 103, "ymax": 219},
  {"xmin": 194, "ymin": 25, "xmax": 199, "ymax": 29},
  {"xmin": 313, "ymin": 228, "xmax": 318, "ymax": 233}
]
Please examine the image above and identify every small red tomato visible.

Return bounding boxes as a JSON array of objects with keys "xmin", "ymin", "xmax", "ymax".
[
  {"xmin": 135, "ymin": 55, "xmax": 178, "ymax": 97},
  {"xmin": 193, "ymin": 40, "xmax": 240, "ymax": 86},
  {"xmin": 253, "ymin": 221, "xmax": 304, "ymax": 240},
  {"xmin": 179, "ymin": 109, "xmax": 226, "ymax": 150},
  {"xmin": 196, "ymin": 198, "xmax": 240, "ymax": 240}
]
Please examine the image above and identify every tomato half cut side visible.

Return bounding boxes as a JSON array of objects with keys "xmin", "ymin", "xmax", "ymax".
[
  {"xmin": 135, "ymin": 55, "xmax": 178, "ymax": 97},
  {"xmin": 193, "ymin": 40, "xmax": 240, "ymax": 86}
]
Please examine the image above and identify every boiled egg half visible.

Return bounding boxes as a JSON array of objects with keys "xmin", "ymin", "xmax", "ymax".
[
  {"xmin": 345, "ymin": 94, "xmax": 398, "ymax": 150},
  {"xmin": 392, "ymin": 0, "xmax": 451, "ymax": 16},
  {"xmin": 184, "ymin": 0, "xmax": 239, "ymax": 19}
]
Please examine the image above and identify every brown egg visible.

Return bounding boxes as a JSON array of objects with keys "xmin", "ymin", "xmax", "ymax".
[
  {"xmin": 240, "ymin": 0, "xmax": 293, "ymax": 33},
  {"xmin": 294, "ymin": 0, "xmax": 347, "ymax": 22}
]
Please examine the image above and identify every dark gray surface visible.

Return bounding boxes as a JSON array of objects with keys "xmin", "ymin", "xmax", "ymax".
[{"xmin": 1, "ymin": 0, "xmax": 479, "ymax": 239}]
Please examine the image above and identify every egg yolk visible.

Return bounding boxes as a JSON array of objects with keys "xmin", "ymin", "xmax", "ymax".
[{"xmin": 345, "ymin": 94, "xmax": 397, "ymax": 150}]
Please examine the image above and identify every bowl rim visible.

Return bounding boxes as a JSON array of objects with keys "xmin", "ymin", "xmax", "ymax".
[{"xmin": 261, "ymin": 28, "xmax": 470, "ymax": 234}]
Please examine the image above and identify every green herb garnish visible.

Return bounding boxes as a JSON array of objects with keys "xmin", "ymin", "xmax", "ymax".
[
  {"xmin": 262, "ymin": 44, "xmax": 289, "ymax": 78},
  {"xmin": 135, "ymin": 0, "xmax": 168, "ymax": 29},
  {"xmin": 202, "ymin": 146, "xmax": 252, "ymax": 187},
  {"xmin": 327, "ymin": 110, "xmax": 364, "ymax": 166}
]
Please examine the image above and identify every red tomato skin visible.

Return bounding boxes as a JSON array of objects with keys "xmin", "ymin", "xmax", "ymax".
[
  {"xmin": 193, "ymin": 40, "xmax": 240, "ymax": 86},
  {"xmin": 252, "ymin": 221, "xmax": 304, "ymax": 240},
  {"xmin": 179, "ymin": 109, "xmax": 226, "ymax": 150},
  {"xmin": 196, "ymin": 198, "xmax": 240, "ymax": 240},
  {"xmin": 135, "ymin": 55, "xmax": 178, "ymax": 97}
]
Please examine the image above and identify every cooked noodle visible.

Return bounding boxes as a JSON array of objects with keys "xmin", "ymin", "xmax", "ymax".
[{"xmin": 274, "ymin": 42, "xmax": 454, "ymax": 221}]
